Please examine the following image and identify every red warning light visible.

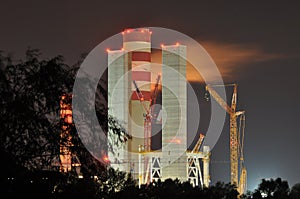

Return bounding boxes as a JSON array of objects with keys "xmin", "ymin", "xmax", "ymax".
[
  {"xmin": 106, "ymin": 48, "xmax": 110, "ymax": 53},
  {"xmin": 103, "ymin": 155, "xmax": 110, "ymax": 163}
]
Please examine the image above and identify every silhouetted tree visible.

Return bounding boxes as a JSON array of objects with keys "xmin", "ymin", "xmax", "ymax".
[
  {"xmin": 0, "ymin": 49, "xmax": 74, "ymax": 170},
  {"xmin": 115, "ymin": 178, "xmax": 240, "ymax": 199},
  {"xmin": 252, "ymin": 178, "xmax": 289, "ymax": 199},
  {"xmin": 0, "ymin": 49, "xmax": 129, "ymax": 176},
  {"xmin": 202, "ymin": 181, "xmax": 239, "ymax": 199},
  {"xmin": 290, "ymin": 183, "xmax": 300, "ymax": 199}
]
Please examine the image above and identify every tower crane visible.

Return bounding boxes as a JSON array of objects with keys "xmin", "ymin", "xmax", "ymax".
[
  {"xmin": 133, "ymin": 74, "xmax": 161, "ymax": 151},
  {"xmin": 205, "ymin": 83, "xmax": 247, "ymax": 195},
  {"xmin": 134, "ymin": 74, "xmax": 161, "ymax": 185}
]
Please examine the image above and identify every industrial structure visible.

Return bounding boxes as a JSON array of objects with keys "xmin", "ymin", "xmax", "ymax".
[
  {"xmin": 205, "ymin": 84, "xmax": 247, "ymax": 195},
  {"xmin": 59, "ymin": 94, "xmax": 81, "ymax": 174},
  {"xmin": 53, "ymin": 27, "xmax": 247, "ymax": 196},
  {"xmin": 107, "ymin": 28, "xmax": 210, "ymax": 188}
]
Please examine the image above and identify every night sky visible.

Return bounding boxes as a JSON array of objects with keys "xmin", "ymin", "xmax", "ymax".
[{"xmin": 1, "ymin": 0, "xmax": 300, "ymax": 191}]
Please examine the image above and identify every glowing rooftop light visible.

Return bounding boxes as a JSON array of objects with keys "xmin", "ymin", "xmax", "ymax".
[{"xmin": 103, "ymin": 155, "xmax": 110, "ymax": 163}]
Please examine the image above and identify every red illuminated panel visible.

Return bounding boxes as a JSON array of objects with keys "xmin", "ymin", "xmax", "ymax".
[
  {"xmin": 132, "ymin": 71, "xmax": 151, "ymax": 82},
  {"xmin": 131, "ymin": 52, "xmax": 151, "ymax": 62},
  {"xmin": 131, "ymin": 91, "xmax": 151, "ymax": 101}
]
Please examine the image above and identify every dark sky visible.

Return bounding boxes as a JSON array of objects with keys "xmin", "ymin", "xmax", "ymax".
[{"xmin": 1, "ymin": 0, "xmax": 300, "ymax": 191}]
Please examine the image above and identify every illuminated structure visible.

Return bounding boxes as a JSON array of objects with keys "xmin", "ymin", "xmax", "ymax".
[
  {"xmin": 205, "ymin": 84, "xmax": 247, "ymax": 194},
  {"xmin": 59, "ymin": 94, "xmax": 81, "ymax": 174},
  {"xmin": 108, "ymin": 28, "xmax": 152, "ymax": 174},
  {"xmin": 107, "ymin": 28, "xmax": 210, "ymax": 187},
  {"xmin": 161, "ymin": 44, "xmax": 187, "ymax": 181},
  {"xmin": 107, "ymin": 49, "xmax": 131, "ymax": 172}
]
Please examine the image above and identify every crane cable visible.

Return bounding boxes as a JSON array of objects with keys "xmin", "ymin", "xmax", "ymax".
[{"xmin": 238, "ymin": 113, "xmax": 246, "ymax": 168}]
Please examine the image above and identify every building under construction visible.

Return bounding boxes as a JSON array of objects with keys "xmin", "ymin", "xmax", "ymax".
[
  {"xmin": 56, "ymin": 27, "xmax": 247, "ymax": 195},
  {"xmin": 107, "ymin": 28, "xmax": 210, "ymax": 188}
]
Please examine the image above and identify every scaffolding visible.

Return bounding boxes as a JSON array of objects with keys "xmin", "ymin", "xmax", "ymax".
[{"xmin": 59, "ymin": 94, "xmax": 81, "ymax": 174}]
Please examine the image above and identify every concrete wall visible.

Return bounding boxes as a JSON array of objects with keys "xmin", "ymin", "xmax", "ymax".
[{"xmin": 161, "ymin": 45, "xmax": 187, "ymax": 181}]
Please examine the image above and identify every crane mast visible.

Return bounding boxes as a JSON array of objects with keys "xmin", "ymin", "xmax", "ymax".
[
  {"xmin": 133, "ymin": 74, "xmax": 161, "ymax": 151},
  {"xmin": 237, "ymin": 113, "xmax": 247, "ymax": 195},
  {"xmin": 230, "ymin": 84, "xmax": 238, "ymax": 186},
  {"xmin": 205, "ymin": 83, "xmax": 246, "ymax": 195},
  {"xmin": 134, "ymin": 74, "xmax": 161, "ymax": 185}
]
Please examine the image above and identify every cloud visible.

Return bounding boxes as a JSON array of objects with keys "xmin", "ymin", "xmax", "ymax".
[
  {"xmin": 196, "ymin": 40, "xmax": 288, "ymax": 82},
  {"xmin": 149, "ymin": 40, "xmax": 288, "ymax": 83}
]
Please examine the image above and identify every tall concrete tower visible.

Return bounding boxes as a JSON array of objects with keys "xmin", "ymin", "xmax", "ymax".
[
  {"xmin": 108, "ymin": 28, "xmax": 152, "ymax": 173},
  {"xmin": 107, "ymin": 49, "xmax": 131, "ymax": 172},
  {"xmin": 123, "ymin": 28, "xmax": 152, "ymax": 153},
  {"xmin": 161, "ymin": 44, "xmax": 187, "ymax": 182}
]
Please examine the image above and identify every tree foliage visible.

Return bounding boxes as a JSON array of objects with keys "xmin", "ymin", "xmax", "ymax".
[
  {"xmin": 290, "ymin": 183, "xmax": 300, "ymax": 199},
  {"xmin": 251, "ymin": 178, "xmax": 290, "ymax": 199},
  {"xmin": 0, "ymin": 49, "xmax": 75, "ymax": 169},
  {"xmin": 0, "ymin": 49, "xmax": 129, "ymax": 175}
]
